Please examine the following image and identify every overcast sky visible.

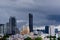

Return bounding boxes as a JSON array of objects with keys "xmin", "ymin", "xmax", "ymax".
[{"xmin": 0, "ymin": 0, "xmax": 60, "ymax": 29}]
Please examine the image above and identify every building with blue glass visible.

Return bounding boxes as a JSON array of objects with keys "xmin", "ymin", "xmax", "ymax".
[
  {"xmin": 45, "ymin": 26, "xmax": 49, "ymax": 34},
  {"xmin": 29, "ymin": 13, "xmax": 33, "ymax": 32}
]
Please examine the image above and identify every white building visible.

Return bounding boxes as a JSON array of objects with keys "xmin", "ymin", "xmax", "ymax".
[
  {"xmin": 49, "ymin": 25, "xmax": 55, "ymax": 36},
  {"xmin": 7, "ymin": 34, "xmax": 24, "ymax": 40}
]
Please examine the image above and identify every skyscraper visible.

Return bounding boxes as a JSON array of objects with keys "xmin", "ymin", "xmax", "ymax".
[
  {"xmin": 45, "ymin": 26, "xmax": 49, "ymax": 34},
  {"xmin": 29, "ymin": 13, "xmax": 33, "ymax": 32},
  {"xmin": 9, "ymin": 16, "xmax": 16, "ymax": 35}
]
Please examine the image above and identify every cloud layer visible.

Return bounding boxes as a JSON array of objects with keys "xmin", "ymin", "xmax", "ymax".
[{"xmin": 0, "ymin": 0, "xmax": 60, "ymax": 28}]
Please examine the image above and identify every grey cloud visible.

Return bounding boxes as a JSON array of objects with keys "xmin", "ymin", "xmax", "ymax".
[
  {"xmin": 47, "ymin": 15, "xmax": 60, "ymax": 22},
  {"xmin": 0, "ymin": 0, "xmax": 60, "ymax": 28}
]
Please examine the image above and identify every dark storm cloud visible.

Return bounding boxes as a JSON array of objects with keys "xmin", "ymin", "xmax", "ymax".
[
  {"xmin": 47, "ymin": 15, "xmax": 60, "ymax": 22},
  {"xmin": 0, "ymin": 0, "xmax": 60, "ymax": 28},
  {"xmin": 46, "ymin": 15, "xmax": 60, "ymax": 25}
]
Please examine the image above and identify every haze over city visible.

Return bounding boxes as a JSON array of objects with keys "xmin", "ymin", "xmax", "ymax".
[
  {"xmin": 0, "ymin": 0, "xmax": 60, "ymax": 40},
  {"xmin": 0, "ymin": 0, "xmax": 60, "ymax": 30}
]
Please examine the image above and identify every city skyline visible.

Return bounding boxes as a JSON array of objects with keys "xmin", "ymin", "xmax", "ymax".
[
  {"xmin": 1, "ymin": 14, "xmax": 60, "ymax": 31},
  {"xmin": 0, "ymin": 0, "xmax": 60, "ymax": 40},
  {"xmin": 0, "ymin": 0, "xmax": 60, "ymax": 30}
]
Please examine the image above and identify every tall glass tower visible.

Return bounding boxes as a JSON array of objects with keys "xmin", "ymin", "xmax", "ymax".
[
  {"xmin": 9, "ymin": 16, "xmax": 16, "ymax": 35},
  {"xmin": 29, "ymin": 13, "xmax": 33, "ymax": 32}
]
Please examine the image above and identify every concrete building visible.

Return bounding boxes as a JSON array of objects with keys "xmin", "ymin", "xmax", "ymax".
[
  {"xmin": 0, "ymin": 24, "xmax": 4, "ymax": 34},
  {"xmin": 4, "ymin": 23, "xmax": 7, "ymax": 34},
  {"xmin": 9, "ymin": 16, "xmax": 17, "ymax": 35},
  {"xmin": 7, "ymin": 34, "xmax": 24, "ymax": 40},
  {"xmin": 0, "ymin": 17, "xmax": 19, "ymax": 35},
  {"xmin": 49, "ymin": 25, "xmax": 55, "ymax": 36}
]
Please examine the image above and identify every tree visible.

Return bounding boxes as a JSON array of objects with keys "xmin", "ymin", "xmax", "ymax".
[
  {"xmin": 53, "ymin": 38, "xmax": 56, "ymax": 40},
  {"xmin": 58, "ymin": 37, "xmax": 60, "ymax": 40},
  {"xmin": 24, "ymin": 37, "xmax": 32, "ymax": 40},
  {"xmin": 47, "ymin": 35, "xmax": 56, "ymax": 40},
  {"xmin": 35, "ymin": 37, "xmax": 42, "ymax": 40},
  {"xmin": 53, "ymin": 36, "xmax": 56, "ymax": 40},
  {"xmin": 0, "ymin": 34, "xmax": 9, "ymax": 40}
]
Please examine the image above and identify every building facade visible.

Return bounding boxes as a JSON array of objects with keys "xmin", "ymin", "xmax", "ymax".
[
  {"xmin": 0, "ymin": 24, "xmax": 4, "ymax": 34},
  {"xmin": 45, "ymin": 26, "xmax": 49, "ymax": 34},
  {"xmin": 29, "ymin": 13, "xmax": 33, "ymax": 32},
  {"xmin": 49, "ymin": 25, "xmax": 55, "ymax": 36},
  {"xmin": 9, "ymin": 16, "xmax": 17, "ymax": 35}
]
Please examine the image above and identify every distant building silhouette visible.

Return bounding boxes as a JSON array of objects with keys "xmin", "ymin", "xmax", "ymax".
[
  {"xmin": 29, "ymin": 13, "xmax": 33, "ymax": 32},
  {"xmin": 55, "ymin": 29, "xmax": 58, "ymax": 33},
  {"xmin": 0, "ymin": 24, "xmax": 4, "ymax": 34},
  {"xmin": 0, "ymin": 16, "xmax": 19, "ymax": 35},
  {"xmin": 6, "ymin": 22, "xmax": 11, "ymax": 34},
  {"xmin": 45, "ymin": 26, "xmax": 49, "ymax": 34},
  {"xmin": 4, "ymin": 23, "xmax": 8, "ymax": 34},
  {"xmin": 37, "ymin": 29, "xmax": 45, "ymax": 33},
  {"xmin": 9, "ymin": 16, "xmax": 16, "ymax": 35}
]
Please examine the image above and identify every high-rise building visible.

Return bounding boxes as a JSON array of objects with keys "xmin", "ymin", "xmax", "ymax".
[
  {"xmin": 4, "ymin": 23, "xmax": 7, "ymax": 34},
  {"xmin": 9, "ymin": 16, "xmax": 16, "ymax": 35},
  {"xmin": 29, "ymin": 13, "xmax": 33, "ymax": 32},
  {"xmin": 6, "ymin": 22, "xmax": 11, "ymax": 34},
  {"xmin": 0, "ymin": 24, "xmax": 4, "ymax": 34},
  {"xmin": 45, "ymin": 26, "xmax": 49, "ymax": 34},
  {"xmin": 49, "ymin": 25, "xmax": 55, "ymax": 36}
]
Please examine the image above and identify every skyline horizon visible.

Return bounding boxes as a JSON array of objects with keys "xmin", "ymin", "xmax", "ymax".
[{"xmin": 0, "ymin": 0, "xmax": 60, "ymax": 30}]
